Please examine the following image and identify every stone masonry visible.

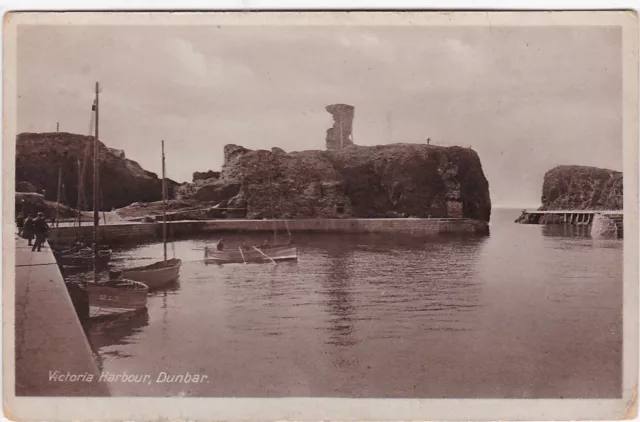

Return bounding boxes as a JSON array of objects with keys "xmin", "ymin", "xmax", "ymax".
[{"xmin": 325, "ymin": 104, "xmax": 355, "ymax": 150}]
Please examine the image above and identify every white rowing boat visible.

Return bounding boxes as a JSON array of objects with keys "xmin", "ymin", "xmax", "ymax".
[
  {"xmin": 118, "ymin": 140, "xmax": 181, "ymax": 291},
  {"xmin": 121, "ymin": 258, "xmax": 182, "ymax": 290}
]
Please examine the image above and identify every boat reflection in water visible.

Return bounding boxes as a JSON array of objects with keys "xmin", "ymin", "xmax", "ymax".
[
  {"xmin": 86, "ymin": 309, "xmax": 150, "ymax": 372},
  {"xmin": 80, "ymin": 210, "xmax": 623, "ymax": 399}
]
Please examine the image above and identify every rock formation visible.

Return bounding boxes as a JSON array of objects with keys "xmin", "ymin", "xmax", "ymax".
[
  {"xmin": 177, "ymin": 143, "xmax": 492, "ymax": 221},
  {"xmin": 192, "ymin": 170, "xmax": 220, "ymax": 182},
  {"xmin": 325, "ymin": 104, "xmax": 355, "ymax": 150},
  {"xmin": 15, "ymin": 192, "xmax": 76, "ymax": 218},
  {"xmin": 16, "ymin": 132, "xmax": 178, "ymax": 210},
  {"xmin": 16, "ymin": 181, "xmax": 37, "ymax": 193},
  {"xmin": 540, "ymin": 165, "xmax": 622, "ymax": 211}
]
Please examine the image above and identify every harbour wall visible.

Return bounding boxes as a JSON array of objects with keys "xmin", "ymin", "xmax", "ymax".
[
  {"xmin": 515, "ymin": 210, "xmax": 623, "ymax": 238},
  {"xmin": 49, "ymin": 218, "xmax": 489, "ymax": 244},
  {"xmin": 49, "ymin": 221, "xmax": 204, "ymax": 245},
  {"xmin": 14, "ymin": 237, "xmax": 109, "ymax": 396},
  {"xmin": 201, "ymin": 218, "xmax": 489, "ymax": 235}
]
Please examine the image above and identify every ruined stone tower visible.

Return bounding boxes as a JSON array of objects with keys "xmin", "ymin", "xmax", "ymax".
[{"xmin": 325, "ymin": 104, "xmax": 355, "ymax": 150}]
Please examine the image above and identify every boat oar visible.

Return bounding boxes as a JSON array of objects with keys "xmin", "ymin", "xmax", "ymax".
[
  {"xmin": 252, "ymin": 246, "xmax": 277, "ymax": 265},
  {"xmin": 238, "ymin": 247, "xmax": 247, "ymax": 265}
]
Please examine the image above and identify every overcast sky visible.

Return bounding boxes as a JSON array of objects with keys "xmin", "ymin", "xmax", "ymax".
[{"xmin": 17, "ymin": 24, "xmax": 622, "ymax": 207}]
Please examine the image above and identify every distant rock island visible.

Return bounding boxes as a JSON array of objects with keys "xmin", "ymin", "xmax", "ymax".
[
  {"xmin": 539, "ymin": 165, "xmax": 622, "ymax": 211},
  {"xmin": 515, "ymin": 165, "xmax": 623, "ymax": 225},
  {"xmin": 15, "ymin": 132, "xmax": 178, "ymax": 210}
]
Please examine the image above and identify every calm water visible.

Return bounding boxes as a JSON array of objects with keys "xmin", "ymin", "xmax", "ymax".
[{"xmin": 73, "ymin": 208, "xmax": 622, "ymax": 398}]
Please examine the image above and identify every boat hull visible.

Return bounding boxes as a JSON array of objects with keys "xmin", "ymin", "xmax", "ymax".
[
  {"xmin": 53, "ymin": 247, "xmax": 112, "ymax": 270},
  {"xmin": 86, "ymin": 279, "xmax": 148, "ymax": 320},
  {"xmin": 204, "ymin": 245, "xmax": 298, "ymax": 264},
  {"xmin": 121, "ymin": 258, "xmax": 182, "ymax": 290}
]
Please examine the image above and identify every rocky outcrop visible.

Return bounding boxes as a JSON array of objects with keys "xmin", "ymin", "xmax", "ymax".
[
  {"xmin": 326, "ymin": 144, "xmax": 490, "ymax": 221},
  {"xmin": 178, "ymin": 143, "xmax": 491, "ymax": 221},
  {"xmin": 16, "ymin": 181, "xmax": 37, "ymax": 193},
  {"xmin": 15, "ymin": 192, "xmax": 76, "ymax": 218},
  {"xmin": 540, "ymin": 165, "xmax": 622, "ymax": 211},
  {"xmin": 192, "ymin": 170, "xmax": 220, "ymax": 182},
  {"xmin": 325, "ymin": 104, "xmax": 355, "ymax": 150},
  {"xmin": 15, "ymin": 132, "xmax": 179, "ymax": 210},
  {"xmin": 176, "ymin": 179, "xmax": 241, "ymax": 203}
]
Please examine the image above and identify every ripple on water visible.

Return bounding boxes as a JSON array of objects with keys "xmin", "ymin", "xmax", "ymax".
[{"xmin": 68, "ymin": 212, "xmax": 622, "ymax": 398}]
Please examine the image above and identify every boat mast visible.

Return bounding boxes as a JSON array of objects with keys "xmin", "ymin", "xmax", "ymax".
[
  {"xmin": 76, "ymin": 157, "xmax": 82, "ymax": 228},
  {"xmin": 267, "ymin": 155, "xmax": 277, "ymax": 245},
  {"xmin": 162, "ymin": 140, "xmax": 167, "ymax": 263},
  {"xmin": 93, "ymin": 81, "xmax": 99, "ymax": 283},
  {"xmin": 339, "ymin": 115, "xmax": 343, "ymax": 149},
  {"xmin": 55, "ymin": 168, "xmax": 62, "ymax": 226}
]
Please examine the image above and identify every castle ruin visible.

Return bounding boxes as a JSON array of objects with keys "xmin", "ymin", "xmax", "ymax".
[{"xmin": 325, "ymin": 104, "xmax": 355, "ymax": 150}]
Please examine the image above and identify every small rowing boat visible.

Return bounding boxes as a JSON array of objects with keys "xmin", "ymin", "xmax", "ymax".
[
  {"xmin": 121, "ymin": 258, "xmax": 182, "ymax": 290},
  {"xmin": 53, "ymin": 244, "xmax": 112, "ymax": 270},
  {"xmin": 86, "ymin": 278, "xmax": 148, "ymax": 320},
  {"xmin": 204, "ymin": 244, "xmax": 297, "ymax": 264}
]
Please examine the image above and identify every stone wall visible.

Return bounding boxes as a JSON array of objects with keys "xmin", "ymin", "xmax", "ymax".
[
  {"xmin": 48, "ymin": 221, "xmax": 205, "ymax": 246},
  {"xmin": 48, "ymin": 218, "xmax": 488, "ymax": 245},
  {"xmin": 325, "ymin": 104, "xmax": 355, "ymax": 150},
  {"xmin": 202, "ymin": 218, "xmax": 489, "ymax": 236}
]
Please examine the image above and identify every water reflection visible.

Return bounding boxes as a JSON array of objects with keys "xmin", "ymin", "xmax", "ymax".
[
  {"xmin": 542, "ymin": 224, "xmax": 592, "ymax": 238},
  {"xmin": 86, "ymin": 309, "xmax": 149, "ymax": 371},
  {"xmin": 76, "ymin": 214, "xmax": 622, "ymax": 398},
  {"xmin": 322, "ymin": 245, "xmax": 356, "ymax": 347}
]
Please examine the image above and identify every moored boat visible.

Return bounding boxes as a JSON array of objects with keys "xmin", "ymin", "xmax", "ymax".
[
  {"xmin": 54, "ymin": 245, "xmax": 112, "ymax": 270},
  {"xmin": 83, "ymin": 82, "xmax": 148, "ymax": 320},
  {"xmin": 204, "ymin": 244, "xmax": 297, "ymax": 264},
  {"xmin": 118, "ymin": 140, "xmax": 181, "ymax": 290},
  {"xmin": 121, "ymin": 258, "xmax": 182, "ymax": 290},
  {"xmin": 86, "ymin": 278, "xmax": 148, "ymax": 320}
]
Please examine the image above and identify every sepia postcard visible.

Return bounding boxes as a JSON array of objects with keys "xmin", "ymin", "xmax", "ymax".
[{"xmin": 2, "ymin": 9, "xmax": 639, "ymax": 422}]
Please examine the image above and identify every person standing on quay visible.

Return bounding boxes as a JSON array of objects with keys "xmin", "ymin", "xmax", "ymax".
[
  {"xmin": 31, "ymin": 212, "xmax": 50, "ymax": 252},
  {"xmin": 22, "ymin": 214, "xmax": 35, "ymax": 246},
  {"xmin": 16, "ymin": 213, "xmax": 24, "ymax": 236}
]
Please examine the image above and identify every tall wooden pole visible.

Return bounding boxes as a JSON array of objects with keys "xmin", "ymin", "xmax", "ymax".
[
  {"xmin": 339, "ymin": 116, "xmax": 343, "ymax": 149},
  {"xmin": 56, "ymin": 122, "xmax": 59, "ymax": 132},
  {"xmin": 162, "ymin": 140, "xmax": 167, "ymax": 263},
  {"xmin": 77, "ymin": 157, "xmax": 82, "ymax": 227},
  {"xmin": 55, "ymin": 168, "xmax": 62, "ymax": 226},
  {"xmin": 267, "ymin": 155, "xmax": 277, "ymax": 245},
  {"xmin": 93, "ymin": 82, "xmax": 99, "ymax": 282}
]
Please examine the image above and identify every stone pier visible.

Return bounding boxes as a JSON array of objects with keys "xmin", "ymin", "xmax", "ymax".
[
  {"xmin": 515, "ymin": 209, "xmax": 623, "ymax": 237},
  {"xmin": 14, "ymin": 236, "xmax": 109, "ymax": 396},
  {"xmin": 48, "ymin": 218, "xmax": 490, "ymax": 245}
]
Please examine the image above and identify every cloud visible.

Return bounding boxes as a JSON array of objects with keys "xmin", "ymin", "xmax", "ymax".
[
  {"xmin": 167, "ymin": 37, "xmax": 209, "ymax": 77},
  {"xmin": 334, "ymin": 31, "xmax": 394, "ymax": 61},
  {"xmin": 16, "ymin": 25, "xmax": 622, "ymax": 205},
  {"xmin": 445, "ymin": 38, "xmax": 469, "ymax": 53}
]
